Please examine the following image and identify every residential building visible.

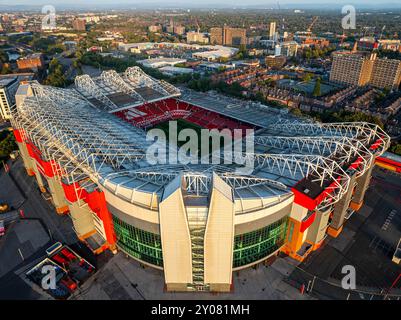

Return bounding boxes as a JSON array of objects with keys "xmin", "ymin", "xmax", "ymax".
[
  {"xmin": 174, "ymin": 25, "xmax": 185, "ymax": 35},
  {"xmin": 281, "ymin": 41, "xmax": 298, "ymax": 57},
  {"xmin": 330, "ymin": 52, "xmax": 401, "ymax": 89},
  {"xmin": 148, "ymin": 25, "xmax": 162, "ymax": 33},
  {"xmin": 72, "ymin": 18, "xmax": 86, "ymax": 31},
  {"xmin": 269, "ymin": 22, "xmax": 277, "ymax": 41},
  {"xmin": 187, "ymin": 31, "xmax": 209, "ymax": 44},
  {"xmin": 210, "ymin": 26, "xmax": 247, "ymax": 46},
  {"xmin": 370, "ymin": 58, "xmax": 401, "ymax": 89},
  {"xmin": 223, "ymin": 26, "xmax": 247, "ymax": 46},
  {"xmin": 265, "ymin": 55, "xmax": 287, "ymax": 69},
  {"xmin": 210, "ymin": 27, "xmax": 223, "ymax": 45}
]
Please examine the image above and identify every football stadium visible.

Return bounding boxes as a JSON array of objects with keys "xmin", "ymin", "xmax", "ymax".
[{"xmin": 11, "ymin": 67, "xmax": 390, "ymax": 292}]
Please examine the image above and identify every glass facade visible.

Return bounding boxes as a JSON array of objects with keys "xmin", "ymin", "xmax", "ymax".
[
  {"xmin": 112, "ymin": 214, "xmax": 288, "ymax": 270},
  {"xmin": 112, "ymin": 215, "xmax": 163, "ymax": 267},
  {"xmin": 233, "ymin": 216, "xmax": 288, "ymax": 268}
]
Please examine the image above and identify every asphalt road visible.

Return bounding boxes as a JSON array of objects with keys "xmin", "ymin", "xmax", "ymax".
[{"xmin": 7, "ymin": 158, "xmax": 79, "ymax": 245}]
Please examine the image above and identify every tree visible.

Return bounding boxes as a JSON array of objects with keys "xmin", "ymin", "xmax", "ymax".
[
  {"xmin": 390, "ymin": 144, "xmax": 401, "ymax": 156},
  {"xmin": 0, "ymin": 50, "xmax": 9, "ymax": 64},
  {"xmin": 290, "ymin": 108, "xmax": 304, "ymax": 117},
  {"xmin": 303, "ymin": 73, "xmax": 313, "ymax": 83},
  {"xmin": 0, "ymin": 131, "xmax": 17, "ymax": 161},
  {"xmin": 44, "ymin": 58, "xmax": 67, "ymax": 88},
  {"xmin": 313, "ymin": 78, "xmax": 321, "ymax": 97}
]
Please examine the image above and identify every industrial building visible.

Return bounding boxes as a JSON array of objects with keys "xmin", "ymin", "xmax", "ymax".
[
  {"xmin": 11, "ymin": 67, "xmax": 390, "ymax": 292},
  {"xmin": 137, "ymin": 57, "xmax": 187, "ymax": 69}
]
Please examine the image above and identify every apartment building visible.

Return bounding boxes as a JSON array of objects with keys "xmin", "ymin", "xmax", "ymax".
[
  {"xmin": 210, "ymin": 26, "xmax": 247, "ymax": 46},
  {"xmin": 330, "ymin": 52, "xmax": 401, "ymax": 89}
]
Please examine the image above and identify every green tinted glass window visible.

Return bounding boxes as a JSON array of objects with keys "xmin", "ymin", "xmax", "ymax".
[
  {"xmin": 112, "ymin": 215, "xmax": 163, "ymax": 267},
  {"xmin": 233, "ymin": 217, "xmax": 288, "ymax": 268}
]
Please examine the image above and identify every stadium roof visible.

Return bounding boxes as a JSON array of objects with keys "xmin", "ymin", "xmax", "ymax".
[
  {"xmin": 11, "ymin": 68, "xmax": 391, "ymax": 213},
  {"xmin": 178, "ymin": 88, "xmax": 300, "ymax": 128},
  {"xmin": 74, "ymin": 67, "xmax": 180, "ymax": 113}
]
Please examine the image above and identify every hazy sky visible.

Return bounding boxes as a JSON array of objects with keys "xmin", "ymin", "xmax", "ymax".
[
  {"xmin": 0, "ymin": 0, "xmax": 397, "ymax": 4},
  {"xmin": 1, "ymin": 0, "xmax": 400, "ymax": 9}
]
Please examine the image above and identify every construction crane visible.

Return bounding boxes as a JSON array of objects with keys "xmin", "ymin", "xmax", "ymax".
[
  {"xmin": 340, "ymin": 32, "xmax": 347, "ymax": 46},
  {"xmin": 362, "ymin": 26, "xmax": 375, "ymax": 38},
  {"xmin": 307, "ymin": 16, "xmax": 319, "ymax": 33}
]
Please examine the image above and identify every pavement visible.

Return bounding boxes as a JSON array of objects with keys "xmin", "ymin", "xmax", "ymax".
[
  {"xmin": 71, "ymin": 253, "xmax": 313, "ymax": 300},
  {"xmin": 0, "ymin": 158, "xmax": 90, "ymax": 299},
  {"xmin": 6, "ymin": 159, "xmax": 79, "ymax": 245},
  {"xmin": 0, "ymin": 220, "xmax": 50, "ymax": 278}
]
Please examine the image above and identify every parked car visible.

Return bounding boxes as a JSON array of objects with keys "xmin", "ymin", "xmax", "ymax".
[{"xmin": 0, "ymin": 220, "xmax": 5, "ymax": 236}]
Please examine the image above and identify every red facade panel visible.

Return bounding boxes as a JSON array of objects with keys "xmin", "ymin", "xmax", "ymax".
[{"xmin": 300, "ymin": 211, "xmax": 316, "ymax": 232}]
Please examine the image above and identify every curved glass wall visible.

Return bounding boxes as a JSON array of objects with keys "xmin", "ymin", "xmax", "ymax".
[
  {"xmin": 112, "ymin": 215, "xmax": 163, "ymax": 267},
  {"xmin": 233, "ymin": 216, "xmax": 288, "ymax": 268},
  {"xmin": 112, "ymin": 215, "xmax": 287, "ymax": 269}
]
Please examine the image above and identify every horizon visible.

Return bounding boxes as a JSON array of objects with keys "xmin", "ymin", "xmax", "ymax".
[{"xmin": 1, "ymin": 0, "xmax": 401, "ymax": 10}]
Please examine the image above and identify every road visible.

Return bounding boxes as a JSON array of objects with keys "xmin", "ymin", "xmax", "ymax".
[
  {"xmin": 0, "ymin": 157, "xmax": 99, "ymax": 299},
  {"xmin": 6, "ymin": 158, "xmax": 79, "ymax": 245}
]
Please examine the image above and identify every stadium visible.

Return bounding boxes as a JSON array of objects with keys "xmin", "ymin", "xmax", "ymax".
[{"xmin": 11, "ymin": 67, "xmax": 390, "ymax": 292}]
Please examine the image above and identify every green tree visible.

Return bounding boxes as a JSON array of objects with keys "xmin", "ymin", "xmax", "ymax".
[
  {"xmin": 390, "ymin": 144, "xmax": 401, "ymax": 156},
  {"xmin": 0, "ymin": 131, "xmax": 17, "ymax": 161},
  {"xmin": 0, "ymin": 50, "xmax": 9, "ymax": 63},
  {"xmin": 313, "ymin": 78, "xmax": 321, "ymax": 97},
  {"xmin": 44, "ymin": 58, "xmax": 67, "ymax": 88},
  {"xmin": 303, "ymin": 73, "xmax": 313, "ymax": 83}
]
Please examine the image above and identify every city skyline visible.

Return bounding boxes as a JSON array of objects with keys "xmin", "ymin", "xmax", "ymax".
[{"xmin": 1, "ymin": 0, "xmax": 401, "ymax": 10}]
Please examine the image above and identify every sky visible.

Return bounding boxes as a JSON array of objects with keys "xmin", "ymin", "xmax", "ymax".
[{"xmin": 1, "ymin": 0, "xmax": 401, "ymax": 9}]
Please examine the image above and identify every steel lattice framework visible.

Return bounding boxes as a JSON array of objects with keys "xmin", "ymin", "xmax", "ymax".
[
  {"xmin": 263, "ymin": 122, "xmax": 390, "ymax": 156},
  {"xmin": 12, "ymin": 82, "xmax": 150, "ymax": 186},
  {"xmin": 124, "ymin": 66, "xmax": 180, "ymax": 97},
  {"xmin": 75, "ymin": 74, "xmax": 118, "ymax": 111},
  {"xmin": 101, "ymin": 69, "xmax": 145, "ymax": 103},
  {"xmin": 10, "ymin": 76, "xmax": 391, "ymax": 213},
  {"xmin": 74, "ymin": 67, "xmax": 180, "ymax": 113},
  {"xmin": 254, "ymin": 135, "xmax": 373, "ymax": 177}
]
